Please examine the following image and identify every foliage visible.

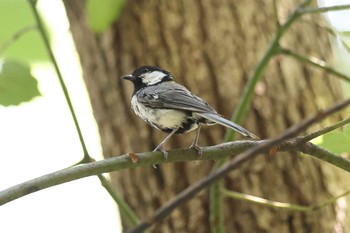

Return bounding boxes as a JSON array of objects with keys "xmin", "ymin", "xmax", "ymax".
[
  {"xmin": 0, "ymin": 60, "xmax": 40, "ymax": 106},
  {"xmin": 0, "ymin": 1, "xmax": 48, "ymax": 61},
  {"xmin": 317, "ymin": 131, "xmax": 350, "ymax": 154},
  {"xmin": 0, "ymin": 0, "xmax": 50, "ymax": 106},
  {"xmin": 86, "ymin": 0, "xmax": 126, "ymax": 33}
]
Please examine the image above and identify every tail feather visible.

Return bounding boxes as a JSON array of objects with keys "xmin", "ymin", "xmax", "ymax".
[{"xmin": 197, "ymin": 112, "xmax": 259, "ymax": 139}]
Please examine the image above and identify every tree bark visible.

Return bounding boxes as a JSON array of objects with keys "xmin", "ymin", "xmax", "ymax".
[{"xmin": 63, "ymin": 0, "xmax": 350, "ymax": 232}]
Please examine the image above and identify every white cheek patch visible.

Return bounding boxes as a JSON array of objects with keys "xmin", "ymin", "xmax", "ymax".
[{"xmin": 142, "ymin": 71, "xmax": 167, "ymax": 85}]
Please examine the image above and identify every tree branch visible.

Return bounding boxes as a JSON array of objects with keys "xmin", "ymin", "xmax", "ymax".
[
  {"xmin": 0, "ymin": 99, "xmax": 349, "ymax": 218},
  {"xmin": 0, "ymin": 134, "xmax": 347, "ymax": 207},
  {"xmin": 126, "ymin": 98, "xmax": 350, "ymax": 233}
]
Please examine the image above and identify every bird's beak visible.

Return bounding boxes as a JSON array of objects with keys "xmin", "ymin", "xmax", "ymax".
[{"xmin": 122, "ymin": 74, "xmax": 135, "ymax": 81}]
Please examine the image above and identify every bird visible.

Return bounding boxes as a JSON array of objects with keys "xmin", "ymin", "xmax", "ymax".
[{"xmin": 122, "ymin": 65, "xmax": 258, "ymax": 157}]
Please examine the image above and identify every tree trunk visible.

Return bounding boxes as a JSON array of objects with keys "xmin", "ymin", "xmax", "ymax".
[{"xmin": 63, "ymin": 0, "xmax": 349, "ymax": 232}]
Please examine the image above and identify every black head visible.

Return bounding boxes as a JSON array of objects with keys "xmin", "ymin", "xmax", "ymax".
[{"xmin": 122, "ymin": 66, "xmax": 173, "ymax": 92}]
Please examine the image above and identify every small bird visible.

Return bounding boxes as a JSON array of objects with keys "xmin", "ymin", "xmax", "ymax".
[{"xmin": 123, "ymin": 66, "xmax": 258, "ymax": 157}]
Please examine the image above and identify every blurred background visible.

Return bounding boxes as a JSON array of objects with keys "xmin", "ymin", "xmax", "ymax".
[
  {"xmin": 0, "ymin": 0, "xmax": 349, "ymax": 232},
  {"xmin": 0, "ymin": 0, "xmax": 120, "ymax": 232}
]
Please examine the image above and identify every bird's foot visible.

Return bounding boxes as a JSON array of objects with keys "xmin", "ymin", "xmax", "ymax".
[
  {"xmin": 153, "ymin": 146, "xmax": 168, "ymax": 159},
  {"xmin": 152, "ymin": 145, "xmax": 168, "ymax": 168},
  {"xmin": 190, "ymin": 144, "xmax": 203, "ymax": 158}
]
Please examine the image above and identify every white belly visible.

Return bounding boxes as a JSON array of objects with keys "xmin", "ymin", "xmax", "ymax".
[{"xmin": 131, "ymin": 95, "xmax": 198, "ymax": 131}]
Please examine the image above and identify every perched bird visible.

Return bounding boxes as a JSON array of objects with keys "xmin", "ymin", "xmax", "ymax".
[{"xmin": 123, "ymin": 66, "xmax": 258, "ymax": 157}]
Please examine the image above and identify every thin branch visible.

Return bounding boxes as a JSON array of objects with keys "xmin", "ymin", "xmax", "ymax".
[
  {"xmin": 224, "ymin": 0, "xmax": 312, "ymax": 141},
  {"xmin": 98, "ymin": 174, "xmax": 140, "ymax": 227},
  {"xmin": 0, "ymin": 127, "xmax": 348, "ymax": 207},
  {"xmin": 299, "ymin": 142, "xmax": 350, "ymax": 171},
  {"xmin": 209, "ymin": 182, "xmax": 225, "ymax": 233},
  {"xmin": 27, "ymin": 1, "xmax": 139, "ymax": 226},
  {"xmin": 298, "ymin": 116, "xmax": 350, "ymax": 142},
  {"xmin": 298, "ymin": 4, "xmax": 350, "ymax": 15},
  {"xmin": 27, "ymin": 0, "xmax": 90, "ymax": 161},
  {"xmin": 126, "ymin": 98, "xmax": 350, "ymax": 233},
  {"xmin": 0, "ymin": 100, "xmax": 349, "ymax": 209},
  {"xmin": 280, "ymin": 48, "xmax": 350, "ymax": 84},
  {"xmin": 313, "ymin": 189, "xmax": 350, "ymax": 211},
  {"xmin": 222, "ymin": 189, "xmax": 311, "ymax": 211},
  {"xmin": 0, "ymin": 25, "xmax": 37, "ymax": 55},
  {"xmin": 211, "ymin": 1, "xmax": 312, "ymax": 231},
  {"xmin": 272, "ymin": 0, "xmax": 280, "ymax": 27},
  {"xmin": 0, "ymin": 138, "xmax": 346, "ymax": 207},
  {"xmin": 0, "ymin": 141, "xmax": 251, "ymax": 206},
  {"xmin": 222, "ymin": 188, "xmax": 350, "ymax": 212}
]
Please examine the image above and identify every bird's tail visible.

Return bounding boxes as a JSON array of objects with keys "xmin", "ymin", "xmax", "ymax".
[{"xmin": 197, "ymin": 112, "xmax": 259, "ymax": 139}]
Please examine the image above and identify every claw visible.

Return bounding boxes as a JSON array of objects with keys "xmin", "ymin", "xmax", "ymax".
[
  {"xmin": 190, "ymin": 144, "xmax": 203, "ymax": 158},
  {"xmin": 152, "ymin": 146, "xmax": 168, "ymax": 168},
  {"xmin": 151, "ymin": 128, "xmax": 177, "ymax": 161},
  {"xmin": 153, "ymin": 147, "xmax": 169, "ymax": 159},
  {"xmin": 189, "ymin": 123, "xmax": 203, "ymax": 158}
]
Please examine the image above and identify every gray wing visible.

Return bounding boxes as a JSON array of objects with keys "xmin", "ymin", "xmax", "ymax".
[
  {"xmin": 136, "ymin": 82, "xmax": 216, "ymax": 113},
  {"xmin": 137, "ymin": 82, "xmax": 259, "ymax": 139}
]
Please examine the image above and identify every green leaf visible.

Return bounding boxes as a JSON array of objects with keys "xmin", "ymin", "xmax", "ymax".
[
  {"xmin": 340, "ymin": 31, "xmax": 350, "ymax": 37},
  {"xmin": 0, "ymin": 60, "xmax": 41, "ymax": 106},
  {"xmin": 316, "ymin": 131, "xmax": 350, "ymax": 154},
  {"xmin": 344, "ymin": 124, "xmax": 350, "ymax": 140},
  {"xmin": 0, "ymin": 1, "xmax": 49, "ymax": 62},
  {"xmin": 86, "ymin": 0, "xmax": 125, "ymax": 33}
]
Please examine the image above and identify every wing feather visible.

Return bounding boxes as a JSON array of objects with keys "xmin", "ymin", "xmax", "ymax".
[
  {"xmin": 136, "ymin": 82, "xmax": 216, "ymax": 113},
  {"xmin": 136, "ymin": 82, "xmax": 259, "ymax": 139}
]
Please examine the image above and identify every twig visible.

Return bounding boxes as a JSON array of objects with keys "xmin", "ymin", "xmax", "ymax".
[
  {"xmin": 280, "ymin": 48, "xmax": 350, "ymax": 84},
  {"xmin": 299, "ymin": 142, "xmax": 350, "ymax": 171},
  {"xmin": 0, "ymin": 122, "xmax": 349, "ymax": 207},
  {"xmin": 209, "ymin": 182, "xmax": 225, "ymax": 233},
  {"xmin": 0, "ymin": 25, "xmax": 37, "ymax": 55},
  {"xmin": 224, "ymin": 0, "xmax": 312, "ymax": 141},
  {"xmin": 27, "ymin": 1, "xmax": 140, "ymax": 225},
  {"xmin": 272, "ymin": 0, "xmax": 280, "ymax": 27},
  {"xmin": 98, "ymin": 174, "xmax": 140, "ymax": 226},
  {"xmin": 212, "ymin": 1, "xmax": 313, "ymax": 230},
  {"xmin": 298, "ymin": 4, "xmax": 350, "ymax": 15},
  {"xmin": 221, "ymin": 188, "xmax": 350, "ymax": 212},
  {"xmin": 313, "ymin": 189, "xmax": 350, "ymax": 211},
  {"xmin": 0, "ymin": 100, "xmax": 349, "ymax": 209},
  {"xmin": 126, "ymin": 98, "xmax": 350, "ymax": 233},
  {"xmin": 298, "ymin": 116, "xmax": 350, "ymax": 142},
  {"xmin": 222, "ymin": 189, "xmax": 311, "ymax": 211},
  {"xmin": 27, "ymin": 0, "xmax": 90, "ymax": 161}
]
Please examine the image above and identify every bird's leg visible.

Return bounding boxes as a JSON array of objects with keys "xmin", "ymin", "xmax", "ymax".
[
  {"xmin": 153, "ymin": 128, "xmax": 178, "ymax": 159},
  {"xmin": 190, "ymin": 123, "xmax": 203, "ymax": 156}
]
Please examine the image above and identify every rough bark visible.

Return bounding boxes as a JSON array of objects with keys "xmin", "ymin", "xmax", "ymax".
[{"xmin": 62, "ymin": 0, "xmax": 350, "ymax": 232}]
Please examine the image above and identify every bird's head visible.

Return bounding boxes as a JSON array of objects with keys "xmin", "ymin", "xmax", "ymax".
[{"xmin": 122, "ymin": 66, "xmax": 173, "ymax": 90}]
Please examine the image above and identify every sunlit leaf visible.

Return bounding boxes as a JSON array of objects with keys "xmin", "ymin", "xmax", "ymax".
[
  {"xmin": 344, "ymin": 124, "xmax": 350, "ymax": 140},
  {"xmin": 86, "ymin": 0, "xmax": 125, "ymax": 33},
  {"xmin": 0, "ymin": 60, "xmax": 41, "ymax": 106},
  {"xmin": 340, "ymin": 31, "xmax": 350, "ymax": 37},
  {"xmin": 316, "ymin": 132, "xmax": 350, "ymax": 154},
  {"xmin": 0, "ymin": 1, "xmax": 49, "ymax": 62}
]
